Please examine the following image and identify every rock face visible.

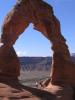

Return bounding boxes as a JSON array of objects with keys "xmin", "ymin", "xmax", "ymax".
[
  {"xmin": 0, "ymin": 0, "xmax": 75, "ymax": 99},
  {"xmin": 0, "ymin": 47, "xmax": 20, "ymax": 77}
]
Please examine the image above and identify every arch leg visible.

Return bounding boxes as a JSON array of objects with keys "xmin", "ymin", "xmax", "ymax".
[
  {"xmin": 0, "ymin": 4, "xmax": 30, "ymax": 77},
  {"xmin": 33, "ymin": 15, "xmax": 74, "ymax": 86}
]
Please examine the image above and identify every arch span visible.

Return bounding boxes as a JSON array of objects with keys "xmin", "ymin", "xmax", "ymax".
[{"xmin": 0, "ymin": 0, "xmax": 75, "ymax": 87}]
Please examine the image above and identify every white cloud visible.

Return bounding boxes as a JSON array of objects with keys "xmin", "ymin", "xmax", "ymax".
[{"xmin": 16, "ymin": 51, "xmax": 27, "ymax": 57}]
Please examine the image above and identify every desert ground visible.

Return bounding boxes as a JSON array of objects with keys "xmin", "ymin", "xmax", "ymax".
[{"xmin": 19, "ymin": 71, "xmax": 50, "ymax": 87}]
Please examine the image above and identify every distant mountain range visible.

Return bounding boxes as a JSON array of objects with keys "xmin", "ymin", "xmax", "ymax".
[
  {"xmin": 19, "ymin": 55, "xmax": 75, "ymax": 71},
  {"xmin": 19, "ymin": 57, "xmax": 52, "ymax": 71}
]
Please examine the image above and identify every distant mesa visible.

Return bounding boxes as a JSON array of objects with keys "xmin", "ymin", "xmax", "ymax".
[
  {"xmin": 19, "ymin": 57, "xmax": 52, "ymax": 71},
  {"xmin": 19, "ymin": 55, "xmax": 75, "ymax": 71}
]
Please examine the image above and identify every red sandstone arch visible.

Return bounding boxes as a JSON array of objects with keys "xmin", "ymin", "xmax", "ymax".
[{"xmin": 0, "ymin": 0, "xmax": 75, "ymax": 87}]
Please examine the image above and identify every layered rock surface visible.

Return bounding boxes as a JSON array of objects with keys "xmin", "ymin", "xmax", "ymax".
[
  {"xmin": 0, "ymin": 76, "xmax": 56, "ymax": 100},
  {"xmin": 0, "ymin": 76, "xmax": 74, "ymax": 100}
]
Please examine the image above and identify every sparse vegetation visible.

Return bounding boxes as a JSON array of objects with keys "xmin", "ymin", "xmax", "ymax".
[{"xmin": 19, "ymin": 71, "xmax": 50, "ymax": 87}]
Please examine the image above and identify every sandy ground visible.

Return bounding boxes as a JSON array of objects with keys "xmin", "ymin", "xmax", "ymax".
[{"xmin": 19, "ymin": 71, "xmax": 50, "ymax": 87}]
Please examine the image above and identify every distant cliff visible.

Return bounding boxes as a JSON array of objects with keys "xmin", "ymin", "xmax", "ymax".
[
  {"xmin": 19, "ymin": 55, "xmax": 75, "ymax": 71},
  {"xmin": 19, "ymin": 57, "xmax": 52, "ymax": 71}
]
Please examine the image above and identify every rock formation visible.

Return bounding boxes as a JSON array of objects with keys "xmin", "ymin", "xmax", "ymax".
[{"xmin": 0, "ymin": 0, "xmax": 75, "ymax": 100}]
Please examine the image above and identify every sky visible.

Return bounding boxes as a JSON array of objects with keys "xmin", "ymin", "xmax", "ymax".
[{"xmin": 0, "ymin": 0, "xmax": 75, "ymax": 57}]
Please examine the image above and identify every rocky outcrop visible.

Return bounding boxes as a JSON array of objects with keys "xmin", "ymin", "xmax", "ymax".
[{"xmin": 0, "ymin": 0, "xmax": 75, "ymax": 99}]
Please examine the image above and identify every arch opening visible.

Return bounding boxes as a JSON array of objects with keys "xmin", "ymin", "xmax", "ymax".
[
  {"xmin": 13, "ymin": 24, "xmax": 52, "ymax": 87},
  {"xmin": 14, "ymin": 23, "xmax": 52, "ymax": 57}
]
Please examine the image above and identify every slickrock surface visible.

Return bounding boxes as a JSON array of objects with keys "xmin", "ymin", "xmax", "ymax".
[
  {"xmin": 0, "ymin": 78, "xmax": 56, "ymax": 100},
  {"xmin": 44, "ymin": 83, "xmax": 73, "ymax": 100},
  {"xmin": 0, "ymin": 77, "xmax": 73, "ymax": 100}
]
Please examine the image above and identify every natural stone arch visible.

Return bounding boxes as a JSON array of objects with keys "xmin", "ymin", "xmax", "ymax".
[{"xmin": 0, "ymin": 0, "xmax": 75, "ymax": 88}]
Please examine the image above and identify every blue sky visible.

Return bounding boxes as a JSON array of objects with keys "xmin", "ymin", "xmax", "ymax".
[{"xmin": 0, "ymin": 0, "xmax": 75, "ymax": 57}]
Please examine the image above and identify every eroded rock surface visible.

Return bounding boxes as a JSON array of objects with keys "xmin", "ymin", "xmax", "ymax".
[{"xmin": 0, "ymin": 76, "xmax": 56, "ymax": 100}]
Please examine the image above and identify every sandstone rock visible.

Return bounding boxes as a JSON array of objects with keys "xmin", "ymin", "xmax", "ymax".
[
  {"xmin": 44, "ymin": 83, "xmax": 73, "ymax": 100},
  {"xmin": 0, "ymin": 0, "xmax": 72, "ymax": 84},
  {"xmin": 0, "ymin": 76, "xmax": 56, "ymax": 100},
  {"xmin": 0, "ymin": 0, "xmax": 75, "ymax": 100},
  {"xmin": 0, "ymin": 46, "xmax": 20, "ymax": 77}
]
